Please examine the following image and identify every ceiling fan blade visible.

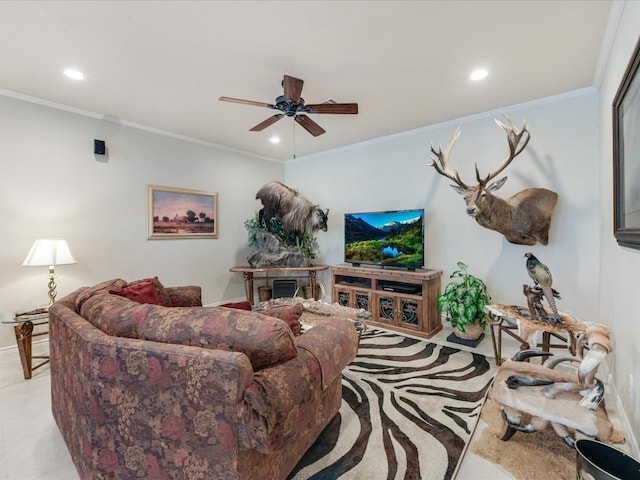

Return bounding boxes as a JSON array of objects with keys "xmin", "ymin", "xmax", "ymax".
[
  {"xmin": 219, "ymin": 96, "xmax": 272, "ymax": 108},
  {"xmin": 305, "ymin": 103, "xmax": 359, "ymax": 114},
  {"xmin": 283, "ymin": 75, "xmax": 304, "ymax": 104},
  {"xmin": 249, "ymin": 114, "xmax": 284, "ymax": 132},
  {"xmin": 295, "ymin": 115, "xmax": 326, "ymax": 137}
]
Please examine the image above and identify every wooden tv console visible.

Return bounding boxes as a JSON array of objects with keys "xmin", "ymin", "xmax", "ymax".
[{"xmin": 331, "ymin": 264, "xmax": 442, "ymax": 339}]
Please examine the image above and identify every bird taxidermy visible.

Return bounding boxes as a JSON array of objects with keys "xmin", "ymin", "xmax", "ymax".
[
  {"xmin": 429, "ymin": 116, "xmax": 558, "ymax": 245},
  {"xmin": 524, "ymin": 252, "xmax": 560, "ymax": 321}
]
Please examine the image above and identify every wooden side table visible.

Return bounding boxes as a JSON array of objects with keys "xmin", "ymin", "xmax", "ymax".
[
  {"xmin": 485, "ymin": 304, "xmax": 586, "ymax": 366},
  {"xmin": 2, "ymin": 312, "xmax": 50, "ymax": 379},
  {"xmin": 230, "ymin": 265, "xmax": 328, "ymax": 304}
]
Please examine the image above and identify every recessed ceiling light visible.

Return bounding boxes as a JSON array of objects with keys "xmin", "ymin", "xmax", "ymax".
[
  {"xmin": 470, "ymin": 68, "xmax": 488, "ymax": 81},
  {"xmin": 270, "ymin": 136, "xmax": 281, "ymax": 144},
  {"xmin": 63, "ymin": 68, "xmax": 85, "ymax": 80}
]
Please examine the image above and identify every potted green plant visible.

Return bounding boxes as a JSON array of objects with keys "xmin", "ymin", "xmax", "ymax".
[{"xmin": 437, "ymin": 261, "xmax": 491, "ymax": 342}]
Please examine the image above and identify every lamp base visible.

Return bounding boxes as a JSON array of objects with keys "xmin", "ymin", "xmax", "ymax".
[{"xmin": 47, "ymin": 267, "xmax": 57, "ymax": 307}]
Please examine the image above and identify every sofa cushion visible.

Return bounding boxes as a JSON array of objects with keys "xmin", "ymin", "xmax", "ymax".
[
  {"xmin": 75, "ymin": 278, "xmax": 128, "ymax": 311},
  {"xmin": 137, "ymin": 306, "xmax": 298, "ymax": 371},
  {"xmin": 258, "ymin": 304, "xmax": 303, "ymax": 336},
  {"xmin": 109, "ymin": 279, "xmax": 162, "ymax": 305},
  {"xmin": 127, "ymin": 276, "xmax": 172, "ymax": 306},
  {"xmin": 166, "ymin": 285, "xmax": 202, "ymax": 307},
  {"xmin": 224, "ymin": 302, "xmax": 303, "ymax": 335},
  {"xmin": 79, "ymin": 293, "xmax": 154, "ymax": 338}
]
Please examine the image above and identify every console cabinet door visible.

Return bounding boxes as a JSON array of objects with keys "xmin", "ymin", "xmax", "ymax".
[
  {"xmin": 375, "ymin": 294, "xmax": 396, "ymax": 325},
  {"xmin": 334, "ymin": 287, "xmax": 372, "ymax": 312},
  {"xmin": 374, "ymin": 293, "xmax": 423, "ymax": 331},
  {"xmin": 335, "ymin": 287, "xmax": 352, "ymax": 307},
  {"xmin": 354, "ymin": 290, "xmax": 371, "ymax": 311},
  {"xmin": 399, "ymin": 296, "xmax": 422, "ymax": 330}
]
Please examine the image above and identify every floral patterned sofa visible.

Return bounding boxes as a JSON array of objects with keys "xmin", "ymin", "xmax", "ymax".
[{"xmin": 49, "ymin": 278, "xmax": 358, "ymax": 480}]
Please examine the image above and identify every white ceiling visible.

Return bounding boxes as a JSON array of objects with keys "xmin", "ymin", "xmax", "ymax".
[{"xmin": 0, "ymin": 1, "xmax": 613, "ymax": 161}]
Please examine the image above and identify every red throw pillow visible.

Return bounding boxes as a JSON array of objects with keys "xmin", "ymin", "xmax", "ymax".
[
  {"xmin": 127, "ymin": 276, "xmax": 172, "ymax": 306},
  {"xmin": 220, "ymin": 301, "xmax": 252, "ymax": 311},
  {"xmin": 110, "ymin": 280, "xmax": 162, "ymax": 305}
]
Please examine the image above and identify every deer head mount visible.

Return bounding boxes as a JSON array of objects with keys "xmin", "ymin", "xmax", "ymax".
[{"xmin": 429, "ymin": 117, "xmax": 558, "ymax": 246}]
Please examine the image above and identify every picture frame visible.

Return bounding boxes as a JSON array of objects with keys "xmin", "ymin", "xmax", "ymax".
[
  {"xmin": 148, "ymin": 185, "xmax": 218, "ymax": 239},
  {"xmin": 613, "ymin": 37, "xmax": 640, "ymax": 249}
]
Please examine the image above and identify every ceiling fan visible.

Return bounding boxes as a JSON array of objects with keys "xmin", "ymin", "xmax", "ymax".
[{"xmin": 219, "ymin": 75, "xmax": 358, "ymax": 137}]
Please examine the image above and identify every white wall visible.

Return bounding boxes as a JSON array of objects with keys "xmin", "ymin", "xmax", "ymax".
[
  {"xmin": 598, "ymin": 0, "xmax": 640, "ymax": 450},
  {"xmin": 287, "ymin": 91, "xmax": 601, "ymax": 324},
  {"xmin": 0, "ymin": 94, "xmax": 283, "ymax": 349}
]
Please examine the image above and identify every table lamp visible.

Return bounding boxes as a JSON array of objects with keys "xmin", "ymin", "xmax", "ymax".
[{"xmin": 22, "ymin": 238, "xmax": 76, "ymax": 307}]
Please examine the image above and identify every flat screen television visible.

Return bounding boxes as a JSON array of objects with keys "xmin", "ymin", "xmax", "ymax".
[{"xmin": 344, "ymin": 209, "xmax": 424, "ymax": 269}]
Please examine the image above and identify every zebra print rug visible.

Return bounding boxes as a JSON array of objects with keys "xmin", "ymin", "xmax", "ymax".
[{"xmin": 288, "ymin": 328, "xmax": 495, "ymax": 480}]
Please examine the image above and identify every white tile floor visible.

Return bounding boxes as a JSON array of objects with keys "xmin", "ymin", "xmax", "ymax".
[
  {"xmin": 0, "ymin": 324, "xmax": 615, "ymax": 480},
  {"xmin": 0, "ymin": 342, "xmax": 77, "ymax": 480}
]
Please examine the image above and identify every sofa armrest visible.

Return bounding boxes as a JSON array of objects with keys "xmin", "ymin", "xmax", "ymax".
[
  {"xmin": 49, "ymin": 303, "xmax": 253, "ymax": 479},
  {"xmin": 239, "ymin": 318, "xmax": 358, "ymax": 453},
  {"xmin": 295, "ymin": 317, "xmax": 358, "ymax": 388},
  {"xmin": 165, "ymin": 285, "xmax": 202, "ymax": 306}
]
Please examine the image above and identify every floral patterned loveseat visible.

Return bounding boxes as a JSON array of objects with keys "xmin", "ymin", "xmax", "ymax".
[{"xmin": 49, "ymin": 278, "xmax": 358, "ymax": 480}]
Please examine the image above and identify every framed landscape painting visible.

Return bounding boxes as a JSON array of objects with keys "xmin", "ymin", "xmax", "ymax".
[{"xmin": 148, "ymin": 185, "xmax": 218, "ymax": 239}]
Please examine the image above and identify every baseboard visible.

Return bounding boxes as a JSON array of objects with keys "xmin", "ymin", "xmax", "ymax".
[
  {"xmin": 0, "ymin": 344, "xmax": 17, "ymax": 357},
  {"xmin": 0, "ymin": 337, "xmax": 49, "ymax": 357},
  {"xmin": 600, "ymin": 362, "xmax": 640, "ymax": 458}
]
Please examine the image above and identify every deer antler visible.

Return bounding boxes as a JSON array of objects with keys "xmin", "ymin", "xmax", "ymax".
[
  {"xmin": 430, "ymin": 128, "xmax": 469, "ymax": 188},
  {"xmin": 476, "ymin": 115, "xmax": 531, "ymax": 186}
]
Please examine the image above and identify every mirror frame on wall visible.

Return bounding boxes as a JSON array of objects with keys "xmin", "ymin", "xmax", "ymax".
[{"xmin": 613, "ymin": 36, "xmax": 640, "ymax": 249}]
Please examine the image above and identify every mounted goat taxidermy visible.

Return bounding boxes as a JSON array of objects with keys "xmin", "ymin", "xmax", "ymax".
[
  {"xmin": 429, "ymin": 117, "xmax": 558, "ymax": 245},
  {"xmin": 255, "ymin": 181, "xmax": 329, "ymax": 243}
]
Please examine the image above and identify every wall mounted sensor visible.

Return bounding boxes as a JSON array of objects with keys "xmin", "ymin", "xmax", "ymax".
[{"xmin": 94, "ymin": 139, "xmax": 106, "ymax": 155}]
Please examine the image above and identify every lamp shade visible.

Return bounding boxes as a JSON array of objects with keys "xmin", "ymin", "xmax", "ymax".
[{"xmin": 22, "ymin": 238, "xmax": 76, "ymax": 267}]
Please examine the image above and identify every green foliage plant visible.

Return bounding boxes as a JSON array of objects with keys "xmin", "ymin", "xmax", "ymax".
[{"xmin": 437, "ymin": 261, "xmax": 491, "ymax": 333}]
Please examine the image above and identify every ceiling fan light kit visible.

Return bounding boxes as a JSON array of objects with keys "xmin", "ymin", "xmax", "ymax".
[{"xmin": 219, "ymin": 75, "xmax": 358, "ymax": 137}]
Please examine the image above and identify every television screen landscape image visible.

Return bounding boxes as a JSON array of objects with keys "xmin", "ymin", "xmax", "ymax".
[{"xmin": 344, "ymin": 209, "xmax": 424, "ymax": 269}]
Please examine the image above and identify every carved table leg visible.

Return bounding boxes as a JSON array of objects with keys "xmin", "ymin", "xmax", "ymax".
[
  {"xmin": 309, "ymin": 271, "xmax": 318, "ymax": 300},
  {"xmin": 488, "ymin": 316, "xmax": 502, "ymax": 366},
  {"xmin": 242, "ymin": 272, "xmax": 254, "ymax": 304},
  {"xmin": 14, "ymin": 322, "xmax": 34, "ymax": 379}
]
